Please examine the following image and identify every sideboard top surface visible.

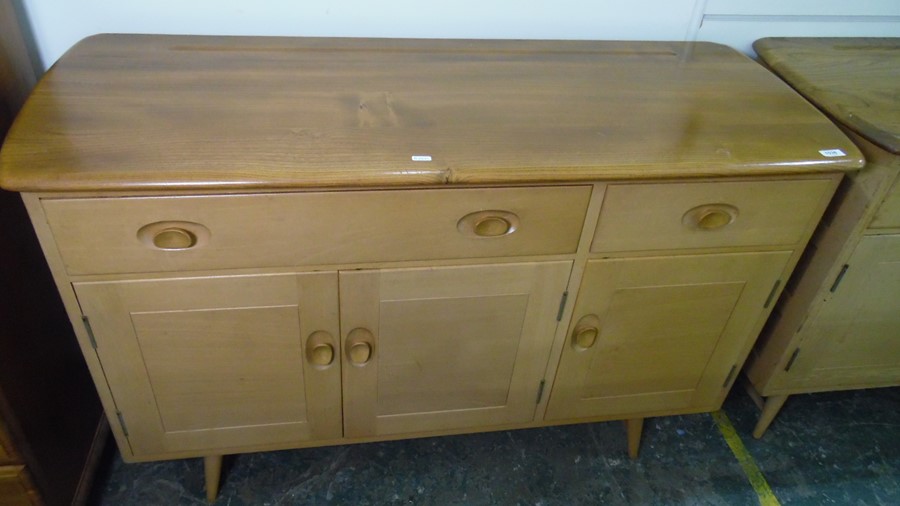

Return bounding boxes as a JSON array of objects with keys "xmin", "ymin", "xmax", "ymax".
[
  {"xmin": 754, "ymin": 37, "xmax": 900, "ymax": 156},
  {"xmin": 0, "ymin": 34, "xmax": 862, "ymax": 192}
]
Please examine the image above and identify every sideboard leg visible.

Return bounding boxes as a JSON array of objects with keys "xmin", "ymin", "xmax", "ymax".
[
  {"xmin": 752, "ymin": 394, "xmax": 789, "ymax": 439},
  {"xmin": 204, "ymin": 455, "xmax": 223, "ymax": 503},
  {"xmin": 625, "ymin": 417, "xmax": 644, "ymax": 459}
]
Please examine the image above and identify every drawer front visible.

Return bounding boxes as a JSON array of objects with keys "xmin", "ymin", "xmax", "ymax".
[
  {"xmin": 44, "ymin": 186, "xmax": 591, "ymax": 275},
  {"xmin": 869, "ymin": 176, "xmax": 900, "ymax": 229},
  {"xmin": 591, "ymin": 179, "xmax": 835, "ymax": 253}
]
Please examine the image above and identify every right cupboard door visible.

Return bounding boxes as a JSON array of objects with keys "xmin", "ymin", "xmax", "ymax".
[
  {"xmin": 546, "ymin": 251, "xmax": 791, "ymax": 421},
  {"xmin": 789, "ymin": 234, "xmax": 900, "ymax": 389}
]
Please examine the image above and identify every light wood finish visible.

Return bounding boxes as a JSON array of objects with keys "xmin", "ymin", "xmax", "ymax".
[
  {"xmin": 42, "ymin": 186, "xmax": 590, "ymax": 275},
  {"xmin": 625, "ymin": 418, "xmax": 643, "ymax": 460},
  {"xmin": 752, "ymin": 394, "xmax": 788, "ymax": 439},
  {"xmin": 591, "ymin": 179, "xmax": 836, "ymax": 253},
  {"xmin": 754, "ymin": 37, "xmax": 899, "ymax": 154},
  {"xmin": 745, "ymin": 38, "xmax": 900, "ymax": 437},
  {"xmin": 340, "ymin": 262, "xmax": 570, "ymax": 438},
  {"xmin": 73, "ymin": 272, "xmax": 342, "ymax": 456},
  {"xmin": 0, "ymin": 35, "xmax": 863, "ymax": 193},
  {"xmin": 870, "ymin": 177, "xmax": 900, "ymax": 229},
  {"xmin": 546, "ymin": 251, "xmax": 790, "ymax": 421},
  {"xmin": 203, "ymin": 455, "xmax": 222, "ymax": 503},
  {"xmin": 787, "ymin": 235, "xmax": 900, "ymax": 388},
  {"xmin": 0, "ymin": 35, "xmax": 861, "ymax": 500}
]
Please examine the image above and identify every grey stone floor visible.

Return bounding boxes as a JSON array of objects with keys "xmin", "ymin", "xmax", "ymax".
[{"xmin": 87, "ymin": 387, "xmax": 900, "ymax": 505}]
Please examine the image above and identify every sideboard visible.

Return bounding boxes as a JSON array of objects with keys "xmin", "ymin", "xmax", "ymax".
[
  {"xmin": 0, "ymin": 35, "xmax": 862, "ymax": 501},
  {"xmin": 744, "ymin": 37, "xmax": 900, "ymax": 438}
]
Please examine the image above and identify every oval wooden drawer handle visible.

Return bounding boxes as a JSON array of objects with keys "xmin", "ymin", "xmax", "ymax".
[
  {"xmin": 457, "ymin": 210, "xmax": 520, "ymax": 238},
  {"xmin": 153, "ymin": 228, "xmax": 196, "ymax": 249},
  {"xmin": 682, "ymin": 204, "xmax": 739, "ymax": 231},
  {"xmin": 346, "ymin": 328, "xmax": 375, "ymax": 366},
  {"xmin": 572, "ymin": 314, "xmax": 602, "ymax": 351},
  {"xmin": 137, "ymin": 221, "xmax": 210, "ymax": 250},
  {"xmin": 306, "ymin": 331, "xmax": 335, "ymax": 367}
]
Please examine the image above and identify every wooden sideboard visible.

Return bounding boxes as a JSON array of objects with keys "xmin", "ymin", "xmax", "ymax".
[
  {"xmin": 0, "ymin": 35, "xmax": 863, "ymax": 501},
  {"xmin": 744, "ymin": 37, "xmax": 900, "ymax": 438}
]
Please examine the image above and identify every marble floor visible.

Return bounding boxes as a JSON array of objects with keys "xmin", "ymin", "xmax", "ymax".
[{"xmin": 87, "ymin": 387, "xmax": 900, "ymax": 505}]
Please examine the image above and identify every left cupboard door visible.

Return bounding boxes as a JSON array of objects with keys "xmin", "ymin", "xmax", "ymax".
[{"xmin": 74, "ymin": 272, "xmax": 342, "ymax": 458}]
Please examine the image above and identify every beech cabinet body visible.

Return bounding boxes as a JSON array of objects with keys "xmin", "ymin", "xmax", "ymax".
[{"xmin": 30, "ymin": 175, "xmax": 840, "ymax": 463}]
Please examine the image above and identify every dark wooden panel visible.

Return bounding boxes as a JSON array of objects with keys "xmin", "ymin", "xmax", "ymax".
[{"xmin": 0, "ymin": 2, "xmax": 105, "ymax": 505}]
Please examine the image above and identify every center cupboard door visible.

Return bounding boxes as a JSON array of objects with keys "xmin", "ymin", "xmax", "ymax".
[
  {"xmin": 545, "ymin": 251, "xmax": 791, "ymax": 421},
  {"xmin": 74, "ymin": 272, "xmax": 341, "ymax": 458},
  {"xmin": 340, "ymin": 262, "xmax": 571, "ymax": 438}
]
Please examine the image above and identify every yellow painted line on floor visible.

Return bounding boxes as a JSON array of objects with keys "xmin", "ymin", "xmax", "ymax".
[{"xmin": 711, "ymin": 410, "xmax": 781, "ymax": 506}]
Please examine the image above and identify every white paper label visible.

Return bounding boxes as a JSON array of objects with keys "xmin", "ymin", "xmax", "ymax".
[
  {"xmin": 819, "ymin": 149, "xmax": 846, "ymax": 157},
  {"xmin": 411, "ymin": 155, "xmax": 432, "ymax": 162}
]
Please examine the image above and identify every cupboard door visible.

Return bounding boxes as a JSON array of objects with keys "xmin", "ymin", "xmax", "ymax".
[
  {"xmin": 546, "ymin": 252, "xmax": 790, "ymax": 421},
  {"xmin": 340, "ymin": 262, "xmax": 571, "ymax": 438},
  {"xmin": 74, "ymin": 272, "xmax": 341, "ymax": 457},
  {"xmin": 790, "ymin": 234, "xmax": 900, "ymax": 389}
]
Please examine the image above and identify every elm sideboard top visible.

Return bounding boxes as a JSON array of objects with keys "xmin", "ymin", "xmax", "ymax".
[
  {"xmin": 0, "ymin": 34, "xmax": 863, "ymax": 192},
  {"xmin": 754, "ymin": 37, "xmax": 900, "ymax": 155}
]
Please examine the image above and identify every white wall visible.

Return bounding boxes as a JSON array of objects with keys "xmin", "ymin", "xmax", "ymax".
[{"xmin": 19, "ymin": 0, "xmax": 900, "ymax": 69}]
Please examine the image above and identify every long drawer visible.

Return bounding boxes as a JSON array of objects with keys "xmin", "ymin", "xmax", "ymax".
[
  {"xmin": 591, "ymin": 178, "xmax": 835, "ymax": 253},
  {"xmin": 43, "ymin": 186, "xmax": 591, "ymax": 275}
]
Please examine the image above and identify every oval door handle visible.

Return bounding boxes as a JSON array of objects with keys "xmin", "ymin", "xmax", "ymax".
[
  {"xmin": 572, "ymin": 315, "xmax": 602, "ymax": 351},
  {"xmin": 682, "ymin": 204, "xmax": 739, "ymax": 231},
  {"xmin": 310, "ymin": 343, "xmax": 335, "ymax": 366},
  {"xmin": 346, "ymin": 328, "xmax": 375, "ymax": 366},
  {"xmin": 137, "ymin": 221, "xmax": 210, "ymax": 250},
  {"xmin": 306, "ymin": 331, "xmax": 335, "ymax": 367},
  {"xmin": 457, "ymin": 210, "xmax": 520, "ymax": 238}
]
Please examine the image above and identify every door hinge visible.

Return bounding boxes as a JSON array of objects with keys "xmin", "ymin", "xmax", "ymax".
[
  {"xmin": 722, "ymin": 365, "xmax": 737, "ymax": 388},
  {"xmin": 830, "ymin": 264, "xmax": 850, "ymax": 293},
  {"xmin": 116, "ymin": 411, "xmax": 129, "ymax": 437},
  {"xmin": 536, "ymin": 379, "xmax": 546, "ymax": 404},
  {"xmin": 82, "ymin": 316, "xmax": 97, "ymax": 349},
  {"xmin": 784, "ymin": 348, "xmax": 801, "ymax": 372},
  {"xmin": 556, "ymin": 291, "xmax": 569, "ymax": 321},
  {"xmin": 763, "ymin": 280, "xmax": 782, "ymax": 309}
]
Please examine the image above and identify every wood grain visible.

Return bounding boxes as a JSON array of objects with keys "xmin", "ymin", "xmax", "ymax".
[
  {"xmin": 754, "ymin": 37, "xmax": 900, "ymax": 154},
  {"xmin": 591, "ymin": 178, "xmax": 836, "ymax": 253},
  {"xmin": 42, "ymin": 186, "xmax": 590, "ymax": 275},
  {"xmin": 545, "ymin": 251, "xmax": 791, "ymax": 421},
  {"xmin": 72, "ymin": 272, "xmax": 342, "ymax": 456},
  {"xmin": 340, "ymin": 262, "xmax": 570, "ymax": 438},
  {"xmin": 0, "ymin": 35, "xmax": 862, "ymax": 192}
]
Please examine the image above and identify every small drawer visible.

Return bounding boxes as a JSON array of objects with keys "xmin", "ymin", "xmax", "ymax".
[
  {"xmin": 869, "ymin": 177, "xmax": 900, "ymax": 229},
  {"xmin": 591, "ymin": 179, "xmax": 835, "ymax": 253},
  {"xmin": 43, "ymin": 186, "xmax": 591, "ymax": 275}
]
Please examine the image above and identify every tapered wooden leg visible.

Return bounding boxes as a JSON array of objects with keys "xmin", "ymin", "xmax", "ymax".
[
  {"xmin": 752, "ymin": 394, "xmax": 789, "ymax": 439},
  {"xmin": 625, "ymin": 417, "xmax": 644, "ymax": 459},
  {"xmin": 204, "ymin": 455, "xmax": 223, "ymax": 503}
]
